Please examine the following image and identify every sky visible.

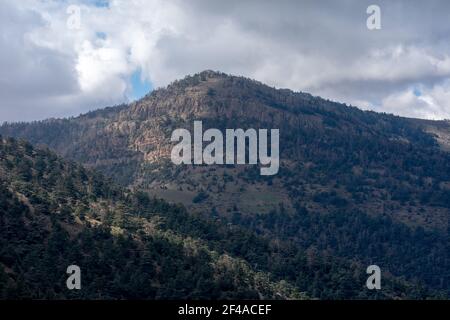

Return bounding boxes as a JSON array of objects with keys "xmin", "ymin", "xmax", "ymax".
[{"xmin": 1, "ymin": 0, "xmax": 450, "ymax": 122}]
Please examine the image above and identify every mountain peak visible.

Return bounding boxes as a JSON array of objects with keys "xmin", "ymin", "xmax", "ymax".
[
  {"xmin": 130, "ymin": 70, "xmax": 323, "ymax": 124},
  {"xmin": 198, "ymin": 69, "xmax": 228, "ymax": 78},
  {"xmin": 168, "ymin": 70, "xmax": 229, "ymax": 88}
]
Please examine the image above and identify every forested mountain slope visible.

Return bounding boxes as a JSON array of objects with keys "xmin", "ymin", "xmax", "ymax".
[{"xmin": 0, "ymin": 136, "xmax": 309, "ymax": 299}]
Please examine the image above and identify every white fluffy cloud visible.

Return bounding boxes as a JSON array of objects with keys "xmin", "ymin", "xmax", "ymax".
[
  {"xmin": 379, "ymin": 81, "xmax": 450, "ymax": 120},
  {"xmin": 1, "ymin": 0, "xmax": 450, "ymax": 121}
]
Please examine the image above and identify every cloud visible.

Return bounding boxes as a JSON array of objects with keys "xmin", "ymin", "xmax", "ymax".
[
  {"xmin": 378, "ymin": 81, "xmax": 450, "ymax": 120},
  {"xmin": 1, "ymin": 0, "xmax": 450, "ymax": 121}
]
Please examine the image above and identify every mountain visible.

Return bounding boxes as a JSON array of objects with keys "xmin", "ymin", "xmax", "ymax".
[{"xmin": 1, "ymin": 70, "xmax": 449, "ymax": 298}]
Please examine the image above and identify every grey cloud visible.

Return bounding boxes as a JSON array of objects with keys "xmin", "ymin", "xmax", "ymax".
[
  {"xmin": 0, "ymin": 1, "xmax": 80, "ymax": 121},
  {"xmin": 1, "ymin": 0, "xmax": 450, "ymax": 121}
]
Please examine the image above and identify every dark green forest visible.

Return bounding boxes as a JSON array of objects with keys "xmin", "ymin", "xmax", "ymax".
[
  {"xmin": 1, "ymin": 137, "xmax": 443, "ymax": 299},
  {"xmin": 0, "ymin": 136, "xmax": 313, "ymax": 299}
]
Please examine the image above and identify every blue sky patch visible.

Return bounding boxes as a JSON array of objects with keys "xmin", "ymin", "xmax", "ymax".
[
  {"xmin": 92, "ymin": 0, "xmax": 109, "ymax": 8},
  {"xmin": 130, "ymin": 69, "xmax": 152, "ymax": 101},
  {"xmin": 96, "ymin": 32, "xmax": 107, "ymax": 40}
]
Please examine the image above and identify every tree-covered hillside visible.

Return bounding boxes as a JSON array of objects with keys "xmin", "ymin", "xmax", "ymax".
[
  {"xmin": 1, "ymin": 136, "xmax": 443, "ymax": 299},
  {"xmin": 0, "ymin": 136, "xmax": 307, "ymax": 299}
]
